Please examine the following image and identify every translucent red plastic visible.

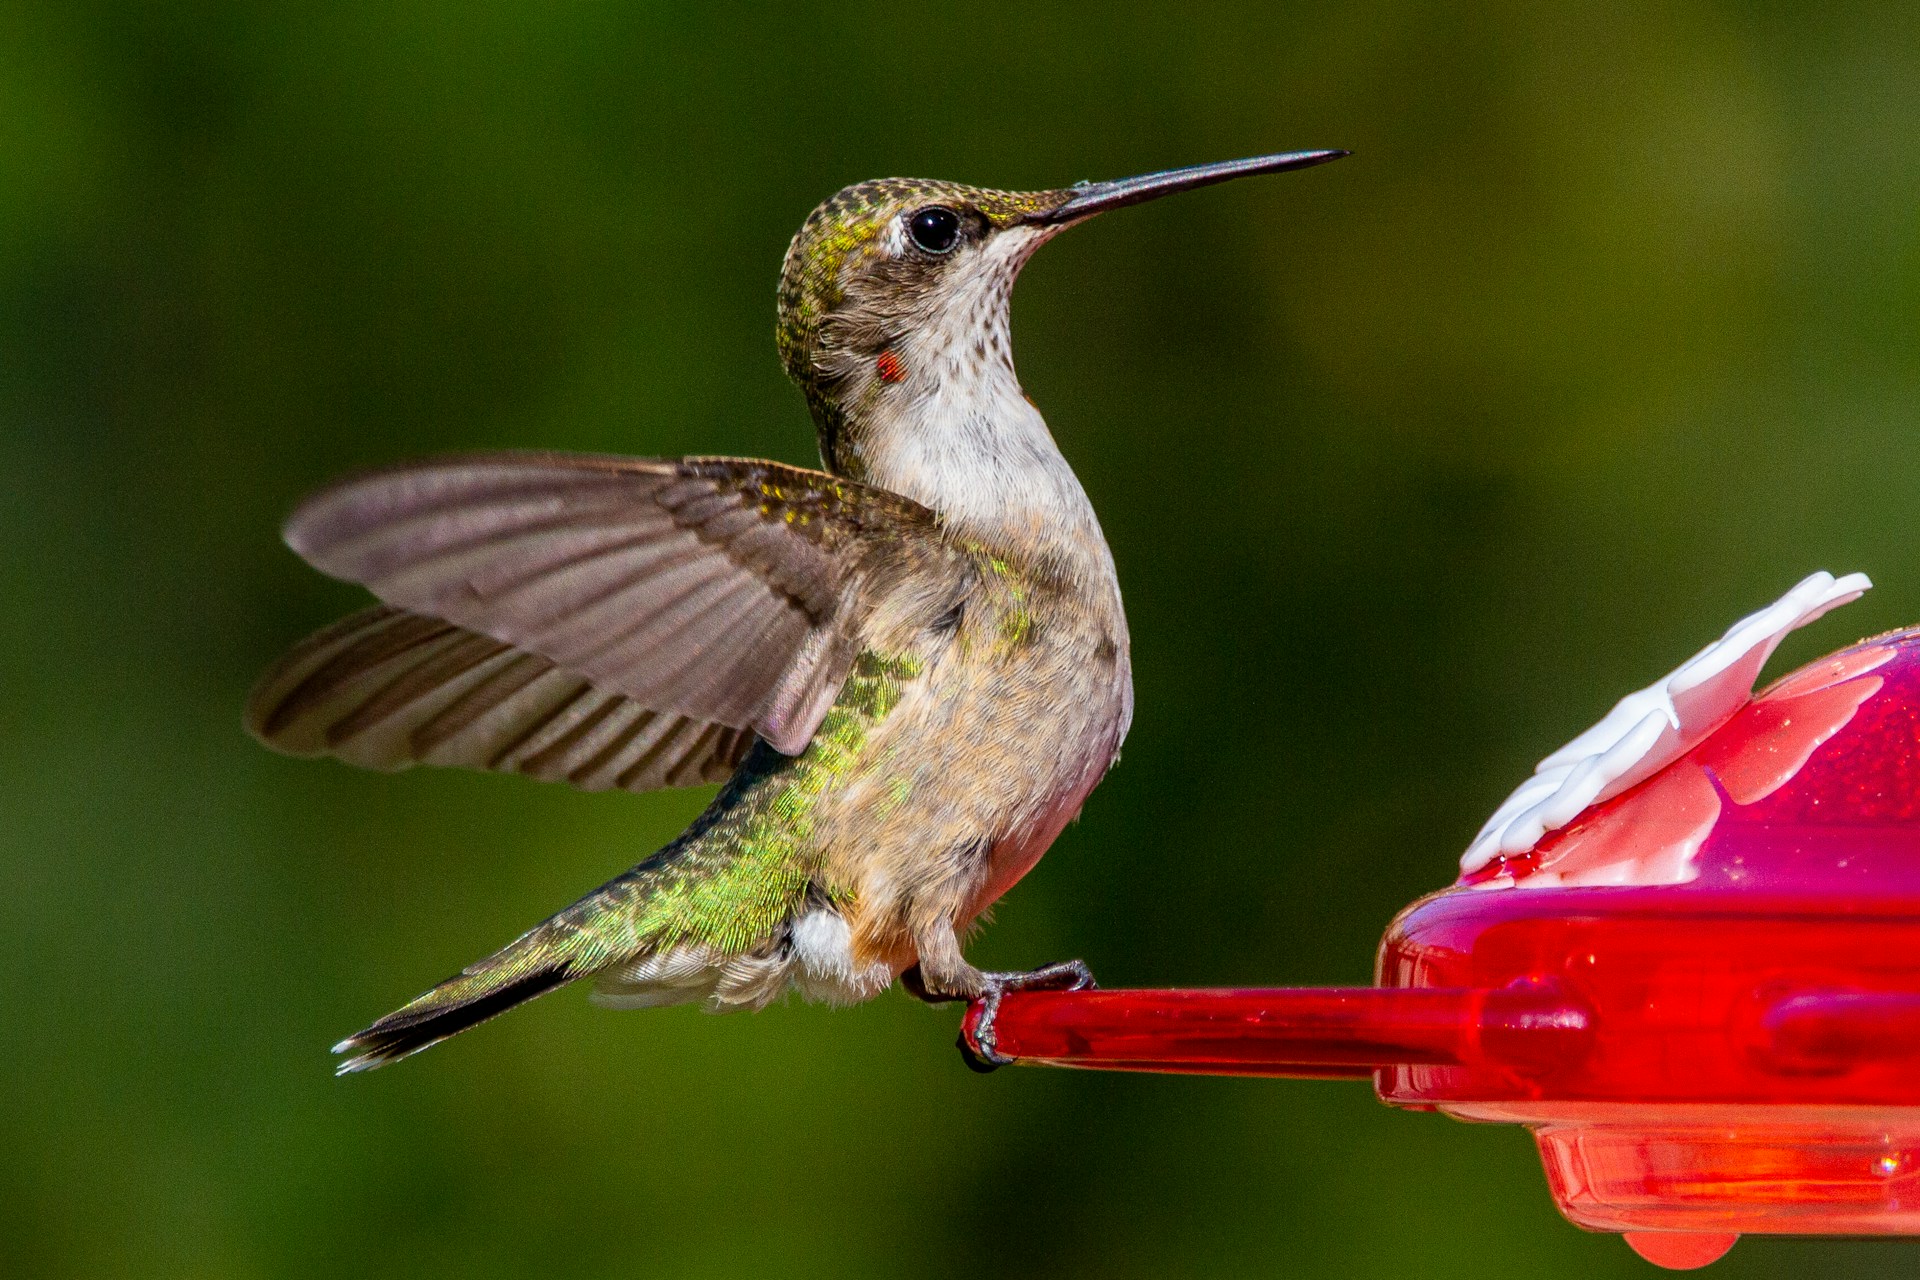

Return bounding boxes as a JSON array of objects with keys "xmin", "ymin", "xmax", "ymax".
[
  {"xmin": 960, "ymin": 983, "xmax": 1593, "ymax": 1079},
  {"xmin": 962, "ymin": 627, "xmax": 1920, "ymax": 1267}
]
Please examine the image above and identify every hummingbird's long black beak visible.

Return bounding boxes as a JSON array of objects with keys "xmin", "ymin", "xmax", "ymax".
[{"xmin": 1028, "ymin": 150, "xmax": 1349, "ymax": 225}]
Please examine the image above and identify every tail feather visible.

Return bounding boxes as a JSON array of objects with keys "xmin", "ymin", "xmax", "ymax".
[
  {"xmin": 332, "ymin": 954, "xmax": 579, "ymax": 1074},
  {"xmin": 332, "ymin": 781, "xmax": 810, "ymax": 1071},
  {"xmin": 330, "ymin": 855, "xmax": 703, "ymax": 1072}
]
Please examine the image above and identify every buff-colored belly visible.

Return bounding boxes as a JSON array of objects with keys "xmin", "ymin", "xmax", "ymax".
[
  {"xmin": 967, "ymin": 727, "xmax": 1118, "ymax": 920},
  {"xmin": 820, "ymin": 648, "xmax": 1128, "ymax": 961}
]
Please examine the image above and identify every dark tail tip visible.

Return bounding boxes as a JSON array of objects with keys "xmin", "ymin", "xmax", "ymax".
[{"xmin": 332, "ymin": 964, "xmax": 571, "ymax": 1074}]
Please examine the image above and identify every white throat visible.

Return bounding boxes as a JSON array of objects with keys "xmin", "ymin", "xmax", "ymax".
[{"xmin": 848, "ymin": 226, "xmax": 1111, "ymax": 570}]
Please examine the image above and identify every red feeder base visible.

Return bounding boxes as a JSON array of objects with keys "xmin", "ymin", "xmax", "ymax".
[{"xmin": 960, "ymin": 624, "xmax": 1920, "ymax": 1268}]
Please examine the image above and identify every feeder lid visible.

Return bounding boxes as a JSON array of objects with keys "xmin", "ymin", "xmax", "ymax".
[{"xmin": 1454, "ymin": 570, "xmax": 1910, "ymax": 894}]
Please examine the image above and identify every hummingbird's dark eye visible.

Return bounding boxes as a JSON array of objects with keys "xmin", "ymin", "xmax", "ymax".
[{"xmin": 908, "ymin": 206, "xmax": 961, "ymax": 254}]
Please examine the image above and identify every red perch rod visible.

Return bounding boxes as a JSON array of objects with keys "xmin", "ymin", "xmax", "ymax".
[{"xmin": 960, "ymin": 984, "xmax": 1595, "ymax": 1078}]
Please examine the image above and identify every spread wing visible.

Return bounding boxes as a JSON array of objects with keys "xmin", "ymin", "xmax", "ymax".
[
  {"xmin": 246, "ymin": 606, "xmax": 755, "ymax": 792},
  {"xmin": 252, "ymin": 452, "xmax": 940, "ymax": 766}
]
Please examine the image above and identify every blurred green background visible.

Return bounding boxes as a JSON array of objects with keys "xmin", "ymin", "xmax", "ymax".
[{"xmin": 9, "ymin": 2, "xmax": 1920, "ymax": 1276}]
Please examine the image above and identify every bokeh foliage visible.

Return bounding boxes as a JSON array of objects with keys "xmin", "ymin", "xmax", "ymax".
[{"xmin": 8, "ymin": 2, "xmax": 1920, "ymax": 1276}]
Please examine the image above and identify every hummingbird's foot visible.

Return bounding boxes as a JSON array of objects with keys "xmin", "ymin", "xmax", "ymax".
[{"xmin": 962, "ymin": 959, "xmax": 1098, "ymax": 1073}]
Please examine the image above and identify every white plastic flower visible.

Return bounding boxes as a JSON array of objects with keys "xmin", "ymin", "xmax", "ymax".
[{"xmin": 1460, "ymin": 570, "xmax": 1873, "ymax": 874}]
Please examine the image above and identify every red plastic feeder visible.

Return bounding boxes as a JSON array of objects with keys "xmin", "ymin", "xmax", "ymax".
[{"xmin": 964, "ymin": 576, "xmax": 1920, "ymax": 1269}]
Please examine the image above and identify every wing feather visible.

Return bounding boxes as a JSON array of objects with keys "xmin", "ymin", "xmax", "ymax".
[
  {"xmin": 279, "ymin": 454, "xmax": 936, "ymax": 753},
  {"xmin": 245, "ymin": 606, "xmax": 751, "ymax": 793}
]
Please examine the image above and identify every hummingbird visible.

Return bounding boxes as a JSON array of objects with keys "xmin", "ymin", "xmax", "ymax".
[{"xmin": 247, "ymin": 149, "xmax": 1347, "ymax": 1072}]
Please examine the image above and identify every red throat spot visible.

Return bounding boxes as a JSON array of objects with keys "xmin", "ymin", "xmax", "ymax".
[{"xmin": 875, "ymin": 350, "xmax": 906, "ymax": 383}]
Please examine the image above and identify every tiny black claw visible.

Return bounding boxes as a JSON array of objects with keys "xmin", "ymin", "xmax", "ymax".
[
  {"xmin": 957, "ymin": 1028, "xmax": 1003, "ymax": 1073},
  {"xmin": 960, "ymin": 959, "xmax": 1098, "ymax": 1072}
]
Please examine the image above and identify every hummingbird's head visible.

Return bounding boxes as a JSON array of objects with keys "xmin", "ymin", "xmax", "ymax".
[
  {"xmin": 775, "ymin": 152, "xmax": 1347, "ymax": 516},
  {"xmin": 775, "ymin": 176, "xmax": 1071, "ymax": 470}
]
